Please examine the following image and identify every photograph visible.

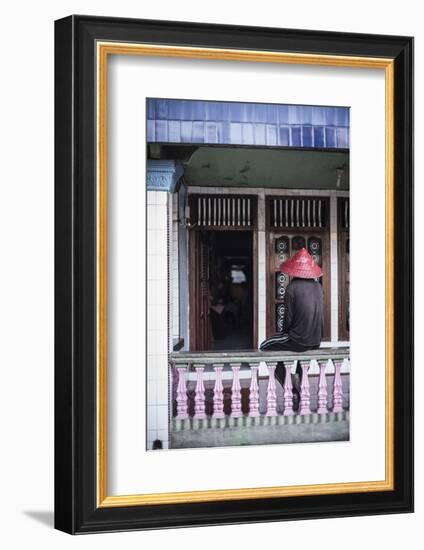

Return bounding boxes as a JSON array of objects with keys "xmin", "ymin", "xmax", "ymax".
[{"xmin": 146, "ymin": 98, "xmax": 351, "ymax": 450}]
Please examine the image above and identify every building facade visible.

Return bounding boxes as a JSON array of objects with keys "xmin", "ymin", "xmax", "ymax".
[{"xmin": 146, "ymin": 99, "xmax": 350, "ymax": 450}]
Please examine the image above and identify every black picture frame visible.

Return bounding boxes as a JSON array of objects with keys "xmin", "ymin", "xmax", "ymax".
[{"xmin": 55, "ymin": 15, "xmax": 414, "ymax": 534}]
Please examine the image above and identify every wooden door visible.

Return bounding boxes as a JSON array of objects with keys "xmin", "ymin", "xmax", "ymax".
[
  {"xmin": 338, "ymin": 197, "xmax": 350, "ymax": 341},
  {"xmin": 189, "ymin": 230, "xmax": 212, "ymax": 351},
  {"xmin": 266, "ymin": 197, "xmax": 331, "ymax": 341},
  {"xmin": 188, "ymin": 194, "xmax": 258, "ymax": 351}
]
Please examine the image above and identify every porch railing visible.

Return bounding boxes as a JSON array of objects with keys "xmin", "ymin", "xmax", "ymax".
[{"xmin": 169, "ymin": 349, "xmax": 350, "ymax": 430}]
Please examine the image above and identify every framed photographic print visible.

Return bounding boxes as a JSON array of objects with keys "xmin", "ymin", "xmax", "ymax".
[{"xmin": 54, "ymin": 15, "xmax": 414, "ymax": 533}]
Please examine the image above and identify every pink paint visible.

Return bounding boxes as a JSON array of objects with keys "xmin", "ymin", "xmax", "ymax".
[
  {"xmin": 266, "ymin": 363, "xmax": 277, "ymax": 416},
  {"xmin": 332, "ymin": 360, "xmax": 344, "ymax": 413},
  {"xmin": 249, "ymin": 364, "xmax": 260, "ymax": 417},
  {"xmin": 175, "ymin": 366, "xmax": 189, "ymax": 419},
  {"xmin": 317, "ymin": 360, "xmax": 328, "ymax": 414},
  {"xmin": 283, "ymin": 362, "xmax": 295, "ymax": 416},
  {"xmin": 212, "ymin": 364, "xmax": 225, "ymax": 419},
  {"xmin": 299, "ymin": 360, "xmax": 311, "ymax": 415},
  {"xmin": 230, "ymin": 364, "xmax": 243, "ymax": 417},
  {"xmin": 193, "ymin": 365, "xmax": 206, "ymax": 419}
]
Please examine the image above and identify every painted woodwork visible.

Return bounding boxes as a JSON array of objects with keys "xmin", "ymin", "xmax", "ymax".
[
  {"xmin": 230, "ymin": 364, "xmax": 243, "ymax": 417},
  {"xmin": 332, "ymin": 360, "xmax": 344, "ymax": 413},
  {"xmin": 266, "ymin": 197, "xmax": 331, "ymax": 339},
  {"xmin": 189, "ymin": 194, "xmax": 257, "ymax": 230},
  {"xmin": 248, "ymin": 364, "xmax": 260, "ymax": 417},
  {"xmin": 338, "ymin": 197, "xmax": 350, "ymax": 341},
  {"xmin": 283, "ymin": 362, "xmax": 296, "ymax": 416},
  {"xmin": 212, "ymin": 364, "xmax": 225, "ymax": 418},
  {"xmin": 193, "ymin": 365, "xmax": 206, "ymax": 419},
  {"xmin": 299, "ymin": 361, "xmax": 311, "ymax": 415},
  {"xmin": 175, "ymin": 366, "xmax": 189, "ymax": 419},
  {"xmin": 317, "ymin": 360, "xmax": 329, "ymax": 413},
  {"xmin": 265, "ymin": 362, "xmax": 278, "ymax": 416}
]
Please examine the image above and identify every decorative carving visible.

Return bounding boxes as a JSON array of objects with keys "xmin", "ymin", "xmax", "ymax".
[
  {"xmin": 275, "ymin": 271, "xmax": 287, "ymax": 300},
  {"xmin": 308, "ymin": 237, "xmax": 322, "ymax": 255},
  {"xmin": 292, "ymin": 235, "xmax": 306, "ymax": 251},
  {"xmin": 276, "ymin": 303, "xmax": 285, "ymax": 332},
  {"xmin": 175, "ymin": 366, "xmax": 189, "ymax": 420},
  {"xmin": 146, "ymin": 160, "xmax": 183, "ymax": 192},
  {"xmin": 283, "ymin": 362, "xmax": 295, "ymax": 416},
  {"xmin": 212, "ymin": 365, "xmax": 225, "ymax": 419},
  {"xmin": 299, "ymin": 361, "xmax": 311, "ymax": 415},
  {"xmin": 230, "ymin": 364, "xmax": 243, "ymax": 417},
  {"xmin": 193, "ymin": 365, "xmax": 206, "ymax": 419},
  {"xmin": 269, "ymin": 199, "xmax": 327, "ymax": 228},
  {"xmin": 317, "ymin": 360, "xmax": 329, "ymax": 413},
  {"xmin": 275, "ymin": 236, "xmax": 289, "ymax": 254},
  {"xmin": 332, "ymin": 360, "xmax": 344, "ymax": 413},
  {"xmin": 266, "ymin": 363, "xmax": 277, "ymax": 416},
  {"xmin": 248, "ymin": 364, "xmax": 260, "ymax": 417}
]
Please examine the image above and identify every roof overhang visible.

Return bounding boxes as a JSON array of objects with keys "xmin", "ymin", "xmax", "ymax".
[{"xmin": 183, "ymin": 146, "xmax": 349, "ymax": 190}]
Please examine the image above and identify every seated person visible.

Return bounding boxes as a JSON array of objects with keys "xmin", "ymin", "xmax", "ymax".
[{"xmin": 259, "ymin": 248, "xmax": 323, "ymax": 395}]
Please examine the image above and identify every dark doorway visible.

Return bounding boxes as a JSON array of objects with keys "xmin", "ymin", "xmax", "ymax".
[
  {"xmin": 190, "ymin": 230, "xmax": 254, "ymax": 351},
  {"xmin": 207, "ymin": 231, "xmax": 253, "ymax": 350}
]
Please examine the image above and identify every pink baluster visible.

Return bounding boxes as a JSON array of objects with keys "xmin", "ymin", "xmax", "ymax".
[
  {"xmin": 249, "ymin": 363, "xmax": 260, "ymax": 417},
  {"xmin": 332, "ymin": 360, "xmax": 344, "ymax": 413},
  {"xmin": 230, "ymin": 363, "xmax": 242, "ymax": 417},
  {"xmin": 193, "ymin": 364, "xmax": 206, "ymax": 419},
  {"xmin": 299, "ymin": 360, "xmax": 311, "ymax": 415},
  {"xmin": 317, "ymin": 360, "xmax": 328, "ymax": 413},
  {"xmin": 283, "ymin": 362, "xmax": 295, "ymax": 416},
  {"xmin": 212, "ymin": 364, "xmax": 225, "ymax": 419},
  {"xmin": 176, "ymin": 365, "xmax": 189, "ymax": 419},
  {"xmin": 266, "ymin": 362, "xmax": 277, "ymax": 416}
]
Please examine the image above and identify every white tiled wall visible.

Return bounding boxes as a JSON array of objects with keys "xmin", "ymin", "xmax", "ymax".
[{"xmin": 146, "ymin": 190, "xmax": 169, "ymax": 450}]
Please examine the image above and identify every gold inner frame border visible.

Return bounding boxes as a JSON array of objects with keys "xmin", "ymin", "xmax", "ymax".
[{"xmin": 96, "ymin": 41, "xmax": 395, "ymax": 508}]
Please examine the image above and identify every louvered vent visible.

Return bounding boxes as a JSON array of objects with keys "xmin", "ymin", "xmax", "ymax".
[
  {"xmin": 269, "ymin": 198, "xmax": 327, "ymax": 228},
  {"xmin": 190, "ymin": 195, "xmax": 256, "ymax": 228}
]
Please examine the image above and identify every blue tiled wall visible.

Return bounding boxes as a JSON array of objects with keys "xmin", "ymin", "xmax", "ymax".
[{"xmin": 147, "ymin": 99, "xmax": 349, "ymax": 149}]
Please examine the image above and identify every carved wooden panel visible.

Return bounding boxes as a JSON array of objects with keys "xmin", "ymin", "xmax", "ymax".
[{"xmin": 266, "ymin": 197, "xmax": 330, "ymax": 340}]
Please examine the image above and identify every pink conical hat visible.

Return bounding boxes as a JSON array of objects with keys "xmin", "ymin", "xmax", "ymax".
[{"xmin": 280, "ymin": 248, "xmax": 323, "ymax": 279}]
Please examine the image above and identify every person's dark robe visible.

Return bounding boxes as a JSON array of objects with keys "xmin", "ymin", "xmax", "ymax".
[{"xmin": 283, "ymin": 278, "xmax": 323, "ymax": 348}]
